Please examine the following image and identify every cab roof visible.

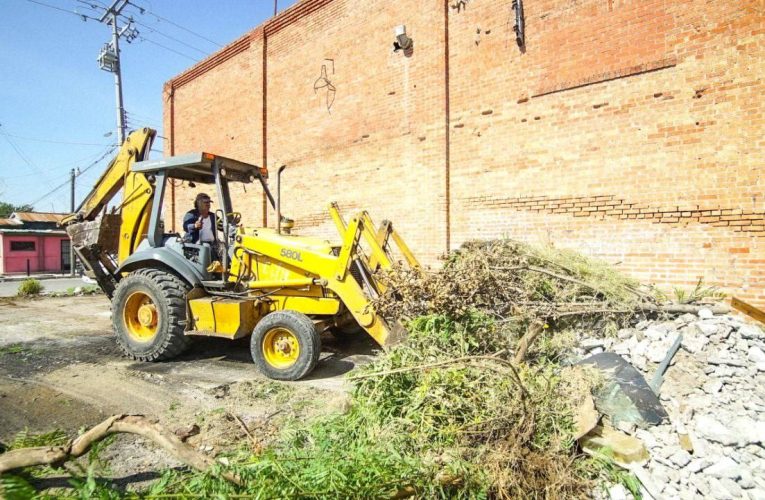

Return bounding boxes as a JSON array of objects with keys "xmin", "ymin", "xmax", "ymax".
[{"xmin": 132, "ymin": 153, "xmax": 266, "ymax": 184}]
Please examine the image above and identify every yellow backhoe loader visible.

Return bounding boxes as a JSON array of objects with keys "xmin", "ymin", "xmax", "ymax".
[{"xmin": 61, "ymin": 128, "xmax": 418, "ymax": 380}]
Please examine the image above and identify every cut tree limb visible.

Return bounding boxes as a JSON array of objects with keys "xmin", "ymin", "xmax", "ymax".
[
  {"xmin": 513, "ymin": 321, "xmax": 544, "ymax": 364},
  {"xmin": 0, "ymin": 415, "xmax": 241, "ymax": 486}
]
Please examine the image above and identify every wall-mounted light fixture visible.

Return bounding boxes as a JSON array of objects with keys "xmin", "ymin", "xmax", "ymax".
[
  {"xmin": 512, "ymin": 0, "xmax": 525, "ymax": 52},
  {"xmin": 393, "ymin": 25, "xmax": 413, "ymax": 52}
]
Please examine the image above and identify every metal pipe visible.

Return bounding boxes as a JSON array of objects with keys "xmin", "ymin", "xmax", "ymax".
[
  {"xmin": 248, "ymin": 277, "xmax": 314, "ymax": 289},
  {"xmin": 276, "ymin": 165, "xmax": 286, "ymax": 234}
]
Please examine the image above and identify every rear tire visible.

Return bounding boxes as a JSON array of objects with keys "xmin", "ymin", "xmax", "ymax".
[
  {"xmin": 251, "ymin": 311, "xmax": 320, "ymax": 381},
  {"xmin": 112, "ymin": 269, "xmax": 191, "ymax": 361}
]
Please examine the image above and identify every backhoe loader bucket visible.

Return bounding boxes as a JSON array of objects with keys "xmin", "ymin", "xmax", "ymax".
[
  {"xmin": 328, "ymin": 203, "xmax": 419, "ymax": 347},
  {"xmin": 65, "ymin": 214, "xmax": 121, "ymax": 297}
]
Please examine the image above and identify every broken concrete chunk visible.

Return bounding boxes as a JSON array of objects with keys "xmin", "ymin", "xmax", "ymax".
[
  {"xmin": 702, "ymin": 379, "xmax": 723, "ymax": 394},
  {"xmin": 695, "ymin": 415, "xmax": 739, "ymax": 446},
  {"xmin": 739, "ymin": 324, "xmax": 764, "ymax": 340},
  {"xmin": 607, "ymin": 483, "xmax": 629, "ymax": 500},
  {"xmin": 695, "ymin": 322, "xmax": 719, "ymax": 336},
  {"xmin": 580, "ymin": 425, "xmax": 649, "ymax": 466},
  {"xmin": 682, "ymin": 334, "xmax": 709, "ymax": 354},
  {"xmin": 698, "ymin": 308, "xmax": 715, "ymax": 319},
  {"xmin": 704, "ymin": 456, "xmax": 741, "ymax": 479},
  {"xmin": 749, "ymin": 346, "xmax": 765, "ymax": 364},
  {"xmin": 573, "ymin": 394, "xmax": 600, "ymax": 440},
  {"xmin": 668, "ymin": 449, "xmax": 692, "ymax": 467}
]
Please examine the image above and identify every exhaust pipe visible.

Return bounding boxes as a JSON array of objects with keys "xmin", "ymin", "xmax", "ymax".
[{"xmin": 276, "ymin": 165, "xmax": 286, "ymax": 234}]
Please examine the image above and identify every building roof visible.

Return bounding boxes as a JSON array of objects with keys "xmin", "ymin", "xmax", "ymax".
[
  {"xmin": 11, "ymin": 212, "xmax": 65, "ymax": 223},
  {"xmin": 0, "ymin": 228, "xmax": 66, "ymax": 235},
  {"xmin": 0, "ymin": 218, "xmax": 18, "ymax": 226}
]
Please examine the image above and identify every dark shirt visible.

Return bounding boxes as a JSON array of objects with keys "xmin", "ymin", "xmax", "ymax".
[{"xmin": 182, "ymin": 209, "xmax": 217, "ymax": 243}]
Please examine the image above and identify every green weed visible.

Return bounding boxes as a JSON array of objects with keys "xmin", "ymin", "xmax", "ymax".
[{"xmin": 17, "ymin": 279, "xmax": 43, "ymax": 297}]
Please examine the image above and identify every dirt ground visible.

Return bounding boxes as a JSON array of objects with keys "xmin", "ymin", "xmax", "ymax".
[{"xmin": 0, "ymin": 294, "xmax": 378, "ymax": 490}]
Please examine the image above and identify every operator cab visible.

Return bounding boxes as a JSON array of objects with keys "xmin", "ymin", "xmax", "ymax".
[{"xmin": 132, "ymin": 152, "xmax": 275, "ymax": 286}]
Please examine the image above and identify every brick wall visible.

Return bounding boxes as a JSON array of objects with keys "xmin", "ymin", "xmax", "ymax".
[{"xmin": 165, "ymin": 0, "xmax": 765, "ymax": 306}]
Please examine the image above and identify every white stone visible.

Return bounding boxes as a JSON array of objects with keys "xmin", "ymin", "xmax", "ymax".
[
  {"xmin": 730, "ymin": 417, "xmax": 765, "ymax": 446},
  {"xmin": 669, "ymin": 450, "xmax": 692, "ymax": 468},
  {"xmin": 757, "ymin": 362, "xmax": 765, "ymax": 372},
  {"xmin": 703, "ymin": 379, "xmax": 723, "ymax": 394},
  {"xmin": 749, "ymin": 346, "xmax": 765, "ymax": 364},
  {"xmin": 734, "ymin": 339, "xmax": 750, "ymax": 353},
  {"xmin": 739, "ymin": 324, "xmax": 764, "ymax": 340},
  {"xmin": 698, "ymin": 308, "xmax": 715, "ymax": 319},
  {"xmin": 695, "ymin": 415, "xmax": 739, "ymax": 446},
  {"xmin": 704, "ymin": 456, "xmax": 741, "ymax": 479},
  {"xmin": 719, "ymin": 478, "xmax": 743, "ymax": 498},
  {"xmin": 647, "ymin": 341, "xmax": 673, "ymax": 363},
  {"xmin": 683, "ymin": 334, "xmax": 710, "ymax": 354},
  {"xmin": 608, "ymin": 483, "xmax": 629, "ymax": 500},
  {"xmin": 696, "ymin": 322, "xmax": 719, "ymax": 336},
  {"xmin": 738, "ymin": 469, "xmax": 756, "ymax": 489},
  {"xmin": 686, "ymin": 458, "xmax": 709, "ymax": 473},
  {"xmin": 707, "ymin": 478, "xmax": 732, "ymax": 500},
  {"xmin": 644, "ymin": 326, "xmax": 665, "ymax": 341}
]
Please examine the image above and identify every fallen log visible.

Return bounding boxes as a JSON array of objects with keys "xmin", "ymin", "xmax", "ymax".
[{"xmin": 0, "ymin": 414, "xmax": 241, "ymax": 486}]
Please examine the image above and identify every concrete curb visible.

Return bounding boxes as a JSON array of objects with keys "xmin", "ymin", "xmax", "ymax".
[{"xmin": 0, "ymin": 274, "xmax": 82, "ymax": 283}]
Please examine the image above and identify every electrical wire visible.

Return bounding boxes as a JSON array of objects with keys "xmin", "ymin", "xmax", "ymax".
[
  {"xmin": 25, "ymin": 0, "xmax": 100, "ymax": 21},
  {"xmin": 0, "ymin": 125, "xmax": 56, "ymax": 190},
  {"xmin": 25, "ymin": 145, "xmax": 117, "ymax": 207},
  {"xmin": 118, "ymin": 14, "xmax": 210, "ymax": 55},
  {"xmin": 0, "ymin": 132, "xmax": 113, "ymax": 147},
  {"xmin": 125, "ymin": 0, "xmax": 223, "ymax": 48},
  {"xmin": 136, "ymin": 36, "xmax": 199, "ymax": 62}
]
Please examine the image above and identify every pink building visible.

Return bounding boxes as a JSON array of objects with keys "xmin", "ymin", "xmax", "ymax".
[{"xmin": 0, "ymin": 212, "xmax": 71, "ymax": 275}]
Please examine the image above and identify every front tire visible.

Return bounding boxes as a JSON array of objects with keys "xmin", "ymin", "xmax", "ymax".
[
  {"xmin": 112, "ymin": 269, "xmax": 191, "ymax": 361},
  {"xmin": 251, "ymin": 311, "xmax": 320, "ymax": 381}
]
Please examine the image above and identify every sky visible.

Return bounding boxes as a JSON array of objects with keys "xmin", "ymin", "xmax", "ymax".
[{"xmin": 0, "ymin": 0, "xmax": 297, "ymax": 213}]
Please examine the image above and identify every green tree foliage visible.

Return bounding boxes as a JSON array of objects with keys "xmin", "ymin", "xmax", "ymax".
[{"xmin": 0, "ymin": 202, "xmax": 34, "ymax": 218}]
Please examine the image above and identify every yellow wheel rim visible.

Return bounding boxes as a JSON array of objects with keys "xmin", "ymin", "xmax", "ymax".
[
  {"xmin": 262, "ymin": 327, "xmax": 300, "ymax": 369},
  {"xmin": 123, "ymin": 291, "xmax": 159, "ymax": 342}
]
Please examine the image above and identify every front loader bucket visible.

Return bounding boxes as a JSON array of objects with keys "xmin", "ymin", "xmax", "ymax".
[
  {"xmin": 65, "ymin": 215, "xmax": 121, "ymax": 298},
  {"xmin": 328, "ymin": 203, "xmax": 419, "ymax": 348}
]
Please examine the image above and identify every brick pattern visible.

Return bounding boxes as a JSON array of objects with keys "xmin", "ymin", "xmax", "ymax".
[
  {"xmin": 164, "ymin": 0, "xmax": 765, "ymax": 307},
  {"xmin": 469, "ymin": 195, "xmax": 765, "ymax": 235}
]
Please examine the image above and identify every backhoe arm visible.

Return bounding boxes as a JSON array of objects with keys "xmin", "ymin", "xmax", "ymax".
[{"xmin": 60, "ymin": 128, "xmax": 156, "ymax": 297}]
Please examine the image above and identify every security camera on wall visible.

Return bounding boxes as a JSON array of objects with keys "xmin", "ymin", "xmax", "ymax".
[{"xmin": 393, "ymin": 25, "xmax": 413, "ymax": 52}]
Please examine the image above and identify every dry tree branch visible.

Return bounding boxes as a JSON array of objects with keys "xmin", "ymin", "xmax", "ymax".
[
  {"xmin": 0, "ymin": 414, "xmax": 241, "ymax": 486},
  {"xmin": 513, "ymin": 321, "xmax": 545, "ymax": 364}
]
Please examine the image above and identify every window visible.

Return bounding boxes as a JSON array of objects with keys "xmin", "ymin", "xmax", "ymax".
[{"xmin": 10, "ymin": 241, "xmax": 35, "ymax": 251}]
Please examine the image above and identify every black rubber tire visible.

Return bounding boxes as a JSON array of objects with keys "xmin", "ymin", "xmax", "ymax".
[
  {"xmin": 111, "ymin": 268, "xmax": 191, "ymax": 361},
  {"xmin": 251, "ymin": 311, "xmax": 321, "ymax": 381}
]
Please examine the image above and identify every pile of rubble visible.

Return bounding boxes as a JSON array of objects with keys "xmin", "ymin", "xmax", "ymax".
[{"xmin": 577, "ymin": 309, "xmax": 765, "ymax": 500}]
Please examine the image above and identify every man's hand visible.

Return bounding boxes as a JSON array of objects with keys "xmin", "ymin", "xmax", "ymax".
[{"xmin": 194, "ymin": 217, "xmax": 203, "ymax": 229}]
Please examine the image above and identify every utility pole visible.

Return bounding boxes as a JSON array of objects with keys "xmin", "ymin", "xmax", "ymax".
[
  {"xmin": 274, "ymin": 0, "xmax": 278, "ymax": 15},
  {"xmin": 69, "ymin": 168, "xmax": 76, "ymax": 277},
  {"xmin": 96, "ymin": 0, "xmax": 137, "ymax": 145}
]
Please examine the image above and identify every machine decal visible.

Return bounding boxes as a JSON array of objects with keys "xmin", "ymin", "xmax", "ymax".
[{"xmin": 280, "ymin": 248, "xmax": 303, "ymax": 262}]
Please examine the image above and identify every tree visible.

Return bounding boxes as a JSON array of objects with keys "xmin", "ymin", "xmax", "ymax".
[{"xmin": 0, "ymin": 202, "xmax": 33, "ymax": 218}]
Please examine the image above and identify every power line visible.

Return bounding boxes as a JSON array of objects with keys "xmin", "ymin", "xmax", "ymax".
[
  {"xmin": 126, "ymin": 0, "xmax": 223, "ymax": 48},
  {"xmin": 137, "ymin": 35, "xmax": 199, "ymax": 62},
  {"xmin": 25, "ymin": 0, "xmax": 100, "ymax": 21},
  {"xmin": 0, "ymin": 125, "xmax": 56, "ymax": 190},
  {"xmin": 119, "ymin": 14, "xmax": 210, "ymax": 55},
  {"xmin": 26, "ymin": 145, "xmax": 117, "ymax": 207},
  {"xmin": 0, "ymin": 132, "xmax": 114, "ymax": 147}
]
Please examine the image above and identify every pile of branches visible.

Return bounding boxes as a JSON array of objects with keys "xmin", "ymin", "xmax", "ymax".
[
  {"xmin": 375, "ymin": 239, "xmax": 657, "ymax": 361},
  {"xmin": 377, "ymin": 239, "xmax": 653, "ymax": 323}
]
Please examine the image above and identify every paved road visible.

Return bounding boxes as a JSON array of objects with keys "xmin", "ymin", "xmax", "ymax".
[{"xmin": 0, "ymin": 277, "xmax": 91, "ymax": 297}]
